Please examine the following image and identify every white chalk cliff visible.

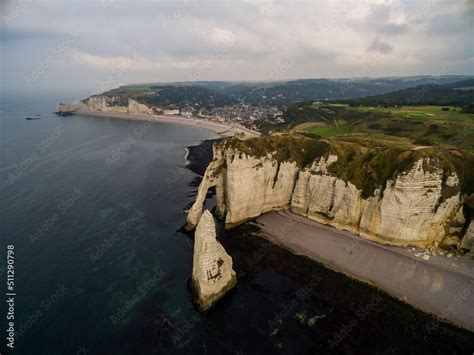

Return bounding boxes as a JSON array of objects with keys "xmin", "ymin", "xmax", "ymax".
[
  {"xmin": 57, "ymin": 96, "xmax": 154, "ymax": 115},
  {"xmin": 191, "ymin": 210, "xmax": 236, "ymax": 311},
  {"xmin": 461, "ymin": 218, "xmax": 474, "ymax": 252},
  {"xmin": 291, "ymin": 157, "xmax": 462, "ymax": 245},
  {"xmin": 187, "ymin": 136, "xmax": 474, "ymax": 251}
]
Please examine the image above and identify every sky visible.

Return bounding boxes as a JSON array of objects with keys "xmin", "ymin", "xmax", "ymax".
[{"xmin": 1, "ymin": 0, "xmax": 473, "ymax": 93}]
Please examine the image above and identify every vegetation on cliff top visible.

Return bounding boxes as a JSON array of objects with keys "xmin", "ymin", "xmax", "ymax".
[
  {"xmin": 322, "ymin": 135, "xmax": 474, "ymax": 199},
  {"xmin": 219, "ymin": 133, "xmax": 474, "ymax": 199},
  {"xmin": 220, "ymin": 133, "xmax": 321, "ymax": 167},
  {"xmin": 265, "ymin": 99, "xmax": 474, "ymax": 152}
]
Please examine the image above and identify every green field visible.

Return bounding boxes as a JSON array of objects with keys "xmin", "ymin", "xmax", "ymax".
[
  {"xmin": 122, "ymin": 87, "xmax": 152, "ymax": 94},
  {"xmin": 350, "ymin": 105, "xmax": 474, "ymax": 122},
  {"xmin": 104, "ymin": 86, "xmax": 152, "ymax": 95},
  {"xmin": 284, "ymin": 103, "xmax": 474, "ymax": 151},
  {"xmin": 305, "ymin": 124, "xmax": 352, "ymax": 137}
]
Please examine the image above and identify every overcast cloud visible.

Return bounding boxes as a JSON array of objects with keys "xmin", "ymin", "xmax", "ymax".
[{"xmin": 1, "ymin": 0, "xmax": 473, "ymax": 92}]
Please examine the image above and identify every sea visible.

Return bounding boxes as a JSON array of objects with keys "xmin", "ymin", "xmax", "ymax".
[{"xmin": 0, "ymin": 91, "xmax": 473, "ymax": 354}]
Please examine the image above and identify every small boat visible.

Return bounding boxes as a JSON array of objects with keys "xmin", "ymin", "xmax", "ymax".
[{"xmin": 26, "ymin": 116, "xmax": 41, "ymax": 120}]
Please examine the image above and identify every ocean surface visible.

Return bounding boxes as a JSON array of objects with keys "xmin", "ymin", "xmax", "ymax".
[{"xmin": 1, "ymin": 92, "xmax": 473, "ymax": 354}]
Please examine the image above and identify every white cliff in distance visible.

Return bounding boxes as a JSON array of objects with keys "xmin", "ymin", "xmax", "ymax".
[{"xmin": 57, "ymin": 95, "xmax": 154, "ymax": 115}]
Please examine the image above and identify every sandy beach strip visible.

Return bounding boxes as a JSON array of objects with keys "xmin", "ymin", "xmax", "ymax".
[
  {"xmin": 72, "ymin": 111, "xmax": 261, "ymax": 138},
  {"xmin": 257, "ymin": 210, "xmax": 474, "ymax": 332}
]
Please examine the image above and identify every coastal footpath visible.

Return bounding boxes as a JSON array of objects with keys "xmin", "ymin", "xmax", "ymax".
[{"xmin": 56, "ymin": 96, "xmax": 260, "ymax": 138}]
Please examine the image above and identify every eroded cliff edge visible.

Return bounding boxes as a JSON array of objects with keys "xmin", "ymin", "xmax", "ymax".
[
  {"xmin": 186, "ymin": 133, "xmax": 474, "ymax": 251},
  {"xmin": 57, "ymin": 95, "xmax": 154, "ymax": 115}
]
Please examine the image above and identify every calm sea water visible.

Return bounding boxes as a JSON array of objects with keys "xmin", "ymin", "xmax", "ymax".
[
  {"xmin": 0, "ymin": 92, "xmax": 213, "ymax": 354},
  {"xmin": 1, "ymin": 92, "xmax": 473, "ymax": 354}
]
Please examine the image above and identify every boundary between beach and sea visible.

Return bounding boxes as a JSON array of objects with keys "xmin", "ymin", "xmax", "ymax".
[
  {"xmin": 257, "ymin": 210, "xmax": 474, "ymax": 332},
  {"xmin": 71, "ymin": 111, "xmax": 261, "ymax": 138},
  {"xmin": 69, "ymin": 111, "xmax": 474, "ymax": 331}
]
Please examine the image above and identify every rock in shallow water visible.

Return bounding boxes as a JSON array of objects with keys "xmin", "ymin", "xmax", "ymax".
[{"xmin": 190, "ymin": 210, "xmax": 236, "ymax": 311}]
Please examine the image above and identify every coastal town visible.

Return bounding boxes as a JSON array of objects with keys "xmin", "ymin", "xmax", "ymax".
[
  {"xmin": 56, "ymin": 92, "xmax": 285, "ymax": 135},
  {"xmin": 178, "ymin": 103, "xmax": 283, "ymax": 129}
]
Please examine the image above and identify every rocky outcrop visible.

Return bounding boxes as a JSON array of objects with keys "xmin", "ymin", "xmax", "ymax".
[
  {"xmin": 461, "ymin": 222, "xmax": 474, "ymax": 250},
  {"xmin": 190, "ymin": 210, "xmax": 236, "ymax": 311},
  {"xmin": 187, "ymin": 143, "xmax": 300, "ymax": 229},
  {"xmin": 187, "ymin": 146, "xmax": 225, "ymax": 230},
  {"xmin": 56, "ymin": 96, "xmax": 153, "ymax": 115},
  {"xmin": 460, "ymin": 212, "xmax": 474, "ymax": 252},
  {"xmin": 292, "ymin": 157, "xmax": 461, "ymax": 245},
  {"xmin": 127, "ymin": 99, "xmax": 152, "ymax": 115},
  {"xmin": 186, "ymin": 134, "xmax": 474, "ymax": 251}
]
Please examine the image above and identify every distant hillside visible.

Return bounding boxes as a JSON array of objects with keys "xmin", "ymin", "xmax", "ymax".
[
  {"xmin": 113, "ymin": 76, "xmax": 472, "ymax": 108},
  {"xmin": 222, "ymin": 76, "xmax": 473, "ymax": 107},
  {"xmin": 336, "ymin": 79, "xmax": 474, "ymax": 107},
  {"xmin": 100, "ymin": 85, "xmax": 238, "ymax": 109}
]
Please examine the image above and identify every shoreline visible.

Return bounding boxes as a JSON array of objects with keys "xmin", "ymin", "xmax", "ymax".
[
  {"xmin": 186, "ymin": 139, "xmax": 217, "ymax": 176},
  {"xmin": 257, "ymin": 210, "xmax": 474, "ymax": 332},
  {"xmin": 71, "ymin": 111, "xmax": 261, "ymax": 138}
]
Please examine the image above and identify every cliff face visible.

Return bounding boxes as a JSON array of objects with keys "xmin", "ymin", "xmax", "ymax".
[
  {"xmin": 191, "ymin": 210, "xmax": 236, "ymax": 311},
  {"xmin": 56, "ymin": 96, "xmax": 153, "ymax": 115},
  {"xmin": 461, "ymin": 221, "xmax": 474, "ymax": 251},
  {"xmin": 291, "ymin": 156, "xmax": 461, "ymax": 245},
  {"xmin": 187, "ymin": 134, "xmax": 474, "ymax": 250}
]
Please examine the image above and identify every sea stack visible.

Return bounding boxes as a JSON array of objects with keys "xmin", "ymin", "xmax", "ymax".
[{"xmin": 191, "ymin": 210, "xmax": 236, "ymax": 311}]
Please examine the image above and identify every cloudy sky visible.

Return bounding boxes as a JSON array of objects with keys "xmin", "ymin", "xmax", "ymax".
[{"xmin": 1, "ymin": 0, "xmax": 473, "ymax": 92}]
